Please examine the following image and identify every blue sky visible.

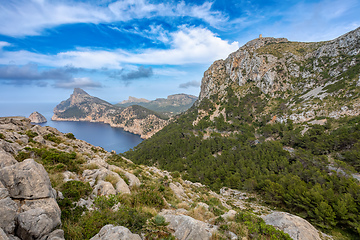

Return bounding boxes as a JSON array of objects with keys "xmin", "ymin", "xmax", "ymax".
[{"xmin": 0, "ymin": 0, "xmax": 359, "ymax": 104}]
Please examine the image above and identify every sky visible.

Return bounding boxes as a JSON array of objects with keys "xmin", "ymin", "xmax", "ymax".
[{"xmin": 0, "ymin": 0, "xmax": 359, "ymax": 104}]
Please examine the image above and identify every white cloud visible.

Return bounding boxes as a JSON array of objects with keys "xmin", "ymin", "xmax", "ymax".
[
  {"xmin": 0, "ymin": 0, "xmax": 228, "ymax": 37},
  {"xmin": 0, "ymin": 41, "xmax": 11, "ymax": 50},
  {"xmin": 0, "ymin": 26, "xmax": 239, "ymax": 67}
]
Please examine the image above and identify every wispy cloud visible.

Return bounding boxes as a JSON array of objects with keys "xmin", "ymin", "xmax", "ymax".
[
  {"xmin": 121, "ymin": 66, "xmax": 153, "ymax": 80},
  {"xmin": 0, "ymin": 26, "xmax": 239, "ymax": 68},
  {"xmin": 179, "ymin": 80, "xmax": 200, "ymax": 89},
  {"xmin": 53, "ymin": 77, "xmax": 102, "ymax": 89},
  {"xmin": 0, "ymin": 63, "xmax": 101, "ymax": 88},
  {"xmin": 0, "ymin": 0, "xmax": 228, "ymax": 37}
]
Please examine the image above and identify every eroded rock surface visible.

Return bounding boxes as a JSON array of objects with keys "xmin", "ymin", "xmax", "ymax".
[
  {"xmin": 262, "ymin": 212, "xmax": 322, "ymax": 240},
  {"xmin": 90, "ymin": 224, "xmax": 141, "ymax": 240}
]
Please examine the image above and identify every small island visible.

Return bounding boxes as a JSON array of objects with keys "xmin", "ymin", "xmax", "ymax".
[{"xmin": 29, "ymin": 111, "xmax": 47, "ymax": 123}]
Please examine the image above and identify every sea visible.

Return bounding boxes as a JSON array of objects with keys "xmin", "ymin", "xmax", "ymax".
[{"xmin": 0, "ymin": 102, "xmax": 143, "ymax": 153}]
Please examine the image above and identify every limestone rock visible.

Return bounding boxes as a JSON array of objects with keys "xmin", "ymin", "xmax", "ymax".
[
  {"xmin": 29, "ymin": 112, "xmax": 47, "ymax": 124},
  {"xmin": 16, "ymin": 208, "xmax": 55, "ymax": 240},
  {"xmin": 0, "ymin": 159, "xmax": 52, "ymax": 199},
  {"xmin": 221, "ymin": 210, "xmax": 237, "ymax": 221},
  {"xmin": 0, "ymin": 197, "xmax": 17, "ymax": 234},
  {"xmin": 262, "ymin": 212, "xmax": 321, "ymax": 240},
  {"xmin": 93, "ymin": 180, "xmax": 116, "ymax": 196},
  {"xmin": 0, "ymin": 151, "xmax": 18, "ymax": 168},
  {"xmin": 90, "ymin": 224, "xmax": 141, "ymax": 240},
  {"xmin": 45, "ymin": 229, "xmax": 65, "ymax": 240},
  {"xmin": 0, "ymin": 228, "xmax": 10, "ymax": 240},
  {"xmin": 161, "ymin": 213, "xmax": 216, "ymax": 240},
  {"xmin": 169, "ymin": 182, "xmax": 187, "ymax": 200}
]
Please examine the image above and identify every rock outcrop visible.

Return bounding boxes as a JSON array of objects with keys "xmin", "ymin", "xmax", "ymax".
[
  {"xmin": 0, "ymin": 159, "xmax": 63, "ymax": 240},
  {"xmin": 197, "ymin": 26, "xmax": 360, "ymax": 123},
  {"xmin": 52, "ymin": 88, "xmax": 169, "ymax": 139},
  {"xmin": 262, "ymin": 212, "xmax": 322, "ymax": 240},
  {"xmin": 28, "ymin": 112, "xmax": 47, "ymax": 124},
  {"xmin": 90, "ymin": 224, "xmax": 141, "ymax": 240},
  {"xmin": 160, "ymin": 213, "xmax": 216, "ymax": 240}
]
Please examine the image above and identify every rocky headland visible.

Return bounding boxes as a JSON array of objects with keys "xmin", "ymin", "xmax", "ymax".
[{"xmin": 51, "ymin": 88, "xmax": 169, "ymax": 139}]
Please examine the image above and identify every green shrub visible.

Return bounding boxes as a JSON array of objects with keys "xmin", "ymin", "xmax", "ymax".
[
  {"xmin": 15, "ymin": 151, "xmax": 31, "ymax": 161},
  {"xmin": 44, "ymin": 134, "xmax": 62, "ymax": 144},
  {"xmin": 65, "ymin": 133, "xmax": 76, "ymax": 139},
  {"xmin": 60, "ymin": 181, "xmax": 92, "ymax": 201},
  {"xmin": 0, "ymin": 133, "xmax": 4, "ymax": 139},
  {"xmin": 25, "ymin": 130, "xmax": 38, "ymax": 138}
]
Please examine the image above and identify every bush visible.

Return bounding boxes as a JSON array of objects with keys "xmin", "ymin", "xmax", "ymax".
[
  {"xmin": 65, "ymin": 133, "xmax": 76, "ymax": 139},
  {"xmin": 60, "ymin": 181, "xmax": 92, "ymax": 201}
]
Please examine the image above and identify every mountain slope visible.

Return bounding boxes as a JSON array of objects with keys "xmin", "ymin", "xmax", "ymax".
[
  {"xmin": 116, "ymin": 94, "xmax": 198, "ymax": 116},
  {"xmin": 125, "ymin": 27, "xmax": 360, "ymax": 237},
  {"xmin": 52, "ymin": 88, "xmax": 169, "ymax": 139}
]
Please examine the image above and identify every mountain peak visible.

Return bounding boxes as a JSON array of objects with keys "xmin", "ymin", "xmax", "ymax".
[{"xmin": 73, "ymin": 88, "xmax": 89, "ymax": 95}]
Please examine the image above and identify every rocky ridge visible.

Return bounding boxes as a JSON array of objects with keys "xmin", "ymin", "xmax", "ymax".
[
  {"xmin": 198, "ymin": 27, "xmax": 360, "ymax": 123},
  {"xmin": 116, "ymin": 93, "xmax": 198, "ymax": 116},
  {"xmin": 0, "ymin": 116, "xmax": 329, "ymax": 240},
  {"xmin": 51, "ymin": 88, "xmax": 169, "ymax": 139},
  {"xmin": 29, "ymin": 112, "xmax": 47, "ymax": 124}
]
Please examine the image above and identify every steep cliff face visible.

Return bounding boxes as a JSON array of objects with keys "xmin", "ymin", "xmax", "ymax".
[
  {"xmin": 198, "ymin": 27, "xmax": 360, "ymax": 123},
  {"xmin": 52, "ymin": 89, "xmax": 169, "ymax": 139}
]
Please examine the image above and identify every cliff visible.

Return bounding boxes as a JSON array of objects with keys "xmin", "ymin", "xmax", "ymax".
[
  {"xmin": 198, "ymin": 27, "xmax": 360, "ymax": 122},
  {"xmin": 52, "ymin": 88, "xmax": 169, "ymax": 139}
]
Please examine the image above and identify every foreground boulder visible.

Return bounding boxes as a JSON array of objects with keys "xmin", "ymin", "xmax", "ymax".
[
  {"xmin": 90, "ymin": 224, "xmax": 141, "ymax": 240},
  {"xmin": 160, "ymin": 213, "xmax": 216, "ymax": 240},
  {"xmin": 0, "ymin": 159, "xmax": 53, "ymax": 199},
  {"xmin": 0, "ymin": 159, "xmax": 63, "ymax": 240},
  {"xmin": 262, "ymin": 212, "xmax": 321, "ymax": 240}
]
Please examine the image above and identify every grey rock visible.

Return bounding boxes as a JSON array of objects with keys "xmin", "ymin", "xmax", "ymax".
[
  {"xmin": 0, "ymin": 228, "xmax": 10, "ymax": 240},
  {"xmin": 169, "ymin": 182, "xmax": 187, "ymax": 200},
  {"xmin": 16, "ymin": 208, "xmax": 54, "ymax": 240},
  {"xmin": 0, "ymin": 151, "xmax": 18, "ymax": 168},
  {"xmin": 0, "ymin": 197, "xmax": 17, "ymax": 234},
  {"xmin": 20, "ymin": 198, "xmax": 61, "ymax": 231},
  {"xmin": 29, "ymin": 112, "xmax": 47, "ymax": 124},
  {"xmin": 44, "ymin": 229, "xmax": 65, "ymax": 240},
  {"xmin": 221, "ymin": 210, "xmax": 237, "ymax": 221},
  {"xmin": 33, "ymin": 135, "xmax": 46, "ymax": 145},
  {"xmin": 0, "ymin": 188, "xmax": 9, "ymax": 199},
  {"xmin": 90, "ymin": 224, "xmax": 141, "ymax": 240},
  {"xmin": 0, "ymin": 159, "xmax": 53, "ymax": 199},
  {"xmin": 262, "ymin": 212, "xmax": 321, "ymax": 240},
  {"xmin": 161, "ymin": 214, "xmax": 216, "ymax": 240},
  {"xmin": 93, "ymin": 180, "xmax": 116, "ymax": 196}
]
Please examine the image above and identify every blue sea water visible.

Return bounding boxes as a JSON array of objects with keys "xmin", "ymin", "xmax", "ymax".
[{"xmin": 0, "ymin": 102, "xmax": 143, "ymax": 153}]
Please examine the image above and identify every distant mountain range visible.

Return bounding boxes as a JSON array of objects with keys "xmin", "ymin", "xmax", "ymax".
[{"xmin": 116, "ymin": 94, "xmax": 197, "ymax": 116}]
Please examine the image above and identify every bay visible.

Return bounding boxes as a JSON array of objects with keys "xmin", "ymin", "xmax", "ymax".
[{"xmin": 0, "ymin": 102, "xmax": 143, "ymax": 153}]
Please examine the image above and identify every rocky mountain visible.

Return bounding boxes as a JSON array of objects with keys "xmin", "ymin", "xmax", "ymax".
[
  {"xmin": 0, "ymin": 116, "xmax": 328, "ymax": 240},
  {"xmin": 52, "ymin": 88, "xmax": 169, "ymax": 139},
  {"xmin": 118, "ymin": 96, "xmax": 150, "ymax": 105},
  {"xmin": 198, "ymin": 27, "xmax": 360, "ymax": 122},
  {"xmin": 116, "ymin": 93, "xmax": 198, "ymax": 116},
  {"xmin": 29, "ymin": 111, "xmax": 47, "ymax": 123},
  {"xmin": 126, "ymin": 27, "xmax": 360, "ymax": 238}
]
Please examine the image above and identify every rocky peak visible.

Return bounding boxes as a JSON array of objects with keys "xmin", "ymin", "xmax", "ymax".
[
  {"xmin": 73, "ymin": 88, "xmax": 89, "ymax": 96},
  {"xmin": 28, "ymin": 112, "xmax": 47, "ymax": 124},
  {"xmin": 119, "ymin": 96, "xmax": 150, "ymax": 104},
  {"xmin": 243, "ymin": 36, "xmax": 288, "ymax": 52}
]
